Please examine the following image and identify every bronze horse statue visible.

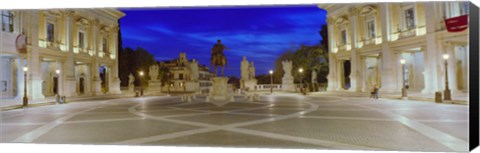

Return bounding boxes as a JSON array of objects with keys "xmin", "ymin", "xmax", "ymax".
[{"xmin": 210, "ymin": 39, "xmax": 228, "ymax": 76}]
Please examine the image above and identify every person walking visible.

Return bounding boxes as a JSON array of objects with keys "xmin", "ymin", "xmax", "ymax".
[{"xmin": 373, "ymin": 85, "xmax": 379, "ymax": 99}]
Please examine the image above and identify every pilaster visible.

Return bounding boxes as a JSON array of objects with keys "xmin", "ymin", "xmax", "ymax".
[
  {"xmin": 379, "ymin": 3, "xmax": 396, "ymax": 93},
  {"xmin": 421, "ymin": 2, "xmax": 439, "ymax": 94}
]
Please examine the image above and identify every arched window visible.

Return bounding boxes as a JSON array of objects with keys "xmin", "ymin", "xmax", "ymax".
[{"xmin": 1, "ymin": 10, "xmax": 14, "ymax": 32}]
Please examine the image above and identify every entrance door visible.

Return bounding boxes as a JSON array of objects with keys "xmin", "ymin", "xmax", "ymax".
[
  {"xmin": 343, "ymin": 60, "xmax": 351, "ymax": 90},
  {"xmin": 79, "ymin": 77, "xmax": 85, "ymax": 94},
  {"xmin": 53, "ymin": 77, "xmax": 58, "ymax": 95}
]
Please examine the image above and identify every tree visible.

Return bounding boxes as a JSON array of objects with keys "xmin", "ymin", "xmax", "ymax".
[{"xmin": 118, "ymin": 47, "xmax": 156, "ymax": 86}]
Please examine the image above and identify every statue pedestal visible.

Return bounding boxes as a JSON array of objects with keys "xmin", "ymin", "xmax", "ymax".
[
  {"xmin": 110, "ymin": 78, "xmax": 122, "ymax": 94},
  {"xmin": 207, "ymin": 77, "xmax": 233, "ymax": 105},
  {"xmin": 243, "ymin": 79, "xmax": 257, "ymax": 91},
  {"xmin": 147, "ymin": 80, "xmax": 162, "ymax": 94},
  {"xmin": 128, "ymin": 84, "xmax": 135, "ymax": 92},
  {"xmin": 184, "ymin": 81, "xmax": 199, "ymax": 93},
  {"xmin": 282, "ymin": 77, "xmax": 295, "ymax": 91}
]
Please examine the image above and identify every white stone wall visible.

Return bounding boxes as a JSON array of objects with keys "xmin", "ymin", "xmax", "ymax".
[{"xmin": 319, "ymin": 2, "xmax": 469, "ymax": 95}]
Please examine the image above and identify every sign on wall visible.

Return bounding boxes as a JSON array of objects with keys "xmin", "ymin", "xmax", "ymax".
[{"xmin": 444, "ymin": 14, "xmax": 469, "ymax": 32}]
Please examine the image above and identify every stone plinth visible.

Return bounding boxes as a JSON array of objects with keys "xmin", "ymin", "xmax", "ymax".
[
  {"xmin": 207, "ymin": 77, "xmax": 233, "ymax": 105},
  {"xmin": 147, "ymin": 81, "xmax": 162, "ymax": 94},
  {"xmin": 110, "ymin": 78, "xmax": 122, "ymax": 94},
  {"xmin": 184, "ymin": 81, "xmax": 198, "ymax": 93},
  {"xmin": 282, "ymin": 77, "xmax": 295, "ymax": 91},
  {"xmin": 244, "ymin": 79, "xmax": 257, "ymax": 91}
]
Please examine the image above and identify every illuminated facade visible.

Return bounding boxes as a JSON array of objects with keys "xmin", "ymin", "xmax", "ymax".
[
  {"xmin": 319, "ymin": 2, "xmax": 469, "ymax": 95},
  {"xmin": 0, "ymin": 9, "xmax": 125, "ymax": 100}
]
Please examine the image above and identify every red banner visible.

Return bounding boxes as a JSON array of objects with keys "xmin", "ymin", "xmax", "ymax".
[{"xmin": 444, "ymin": 14, "xmax": 469, "ymax": 33}]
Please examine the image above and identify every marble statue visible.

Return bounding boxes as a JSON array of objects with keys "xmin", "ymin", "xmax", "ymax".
[
  {"xmin": 249, "ymin": 61, "xmax": 256, "ymax": 80},
  {"xmin": 128, "ymin": 73, "xmax": 134, "ymax": 85},
  {"xmin": 311, "ymin": 70, "xmax": 317, "ymax": 83},
  {"xmin": 240, "ymin": 56, "xmax": 249, "ymax": 80},
  {"xmin": 282, "ymin": 60, "xmax": 293, "ymax": 79},
  {"xmin": 149, "ymin": 64, "xmax": 159, "ymax": 81},
  {"xmin": 281, "ymin": 60, "xmax": 294, "ymax": 91},
  {"xmin": 189, "ymin": 59, "xmax": 199, "ymax": 81}
]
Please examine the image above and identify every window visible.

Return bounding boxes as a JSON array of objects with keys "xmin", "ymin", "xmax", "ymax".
[
  {"xmin": 1, "ymin": 10, "xmax": 13, "ymax": 32},
  {"xmin": 460, "ymin": 2, "xmax": 469, "ymax": 15},
  {"xmin": 47, "ymin": 23, "xmax": 55, "ymax": 42},
  {"xmin": 404, "ymin": 8, "xmax": 415, "ymax": 29},
  {"xmin": 367, "ymin": 20, "xmax": 375, "ymax": 38},
  {"xmin": 102, "ymin": 38, "xmax": 108, "ymax": 52},
  {"xmin": 78, "ymin": 32, "xmax": 85, "ymax": 49},
  {"xmin": 341, "ymin": 30, "xmax": 347, "ymax": 45},
  {"xmin": 179, "ymin": 73, "xmax": 184, "ymax": 80}
]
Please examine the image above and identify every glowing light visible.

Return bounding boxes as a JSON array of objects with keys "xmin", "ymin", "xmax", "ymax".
[
  {"xmin": 23, "ymin": 67, "xmax": 28, "ymax": 72},
  {"xmin": 443, "ymin": 54, "xmax": 449, "ymax": 60},
  {"xmin": 400, "ymin": 59, "xmax": 406, "ymax": 64}
]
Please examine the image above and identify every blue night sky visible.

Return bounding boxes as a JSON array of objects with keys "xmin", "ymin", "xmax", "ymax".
[{"xmin": 119, "ymin": 5, "xmax": 327, "ymax": 77}]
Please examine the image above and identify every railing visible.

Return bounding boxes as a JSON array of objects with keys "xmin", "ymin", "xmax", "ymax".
[
  {"xmin": 399, "ymin": 27, "xmax": 417, "ymax": 39},
  {"xmin": 254, "ymin": 84, "xmax": 282, "ymax": 90}
]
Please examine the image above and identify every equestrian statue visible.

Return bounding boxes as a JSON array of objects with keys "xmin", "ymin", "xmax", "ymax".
[{"xmin": 210, "ymin": 39, "xmax": 229, "ymax": 76}]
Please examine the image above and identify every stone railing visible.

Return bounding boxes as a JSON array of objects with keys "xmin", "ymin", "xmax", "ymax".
[
  {"xmin": 254, "ymin": 84, "xmax": 282, "ymax": 90},
  {"xmin": 399, "ymin": 27, "xmax": 417, "ymax": 39}
]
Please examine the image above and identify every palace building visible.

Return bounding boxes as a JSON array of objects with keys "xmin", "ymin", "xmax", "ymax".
[
  {"xmin": 160, "ymin": 53, "xmax": 214, "ymax": 94},
  {"xmin": 318, "ymin": 2, "xmax": 470, "ymax": 96},
  {"xmin": 0, "ymin": 9, "xmax": 125, "ymax": 100}
]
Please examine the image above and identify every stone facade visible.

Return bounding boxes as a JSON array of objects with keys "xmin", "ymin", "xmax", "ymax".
[
  {"xmin": 0, "ymin": 9, "xmax": 125, "ymax": 100},
  {"xmin": 319, "ymin": 2, "xmax": 469, "ymax": 96},
  {"xmin": 160, "ymin": 53, "xmax": 214, "ymax": 94}
]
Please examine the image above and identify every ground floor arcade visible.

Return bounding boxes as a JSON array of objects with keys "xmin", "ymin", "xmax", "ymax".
[
  {"xmin": 327, "ymin": 34, "xmax": 469, "ymax": 97},
  {"xmin": 0, "ymin": 54, "xmax": 121, "ymax": 100}
]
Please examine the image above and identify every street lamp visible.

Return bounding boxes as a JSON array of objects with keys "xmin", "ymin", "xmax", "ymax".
[
  {"xmin": 23, "ymin": 66, "xmax": 28, "ymax": 106},
  {"xmin": 55, "ymin": 69, "xmax": 60, "ymax": 96},
  {"xmin": 443, "ymin": 54, "xmax": 452, "ymax": 101},
  {"xmin": 400, "ymin": 59, "xmax": 408, "ymax": 100},
  {"xmin": 298, "ymin": 68, "xmax": 304, "ymax": 94},
  {"xmin": 139, "ymin": 71, "xmax": 144, "ymax": 96},
  {"xmin": 269, "ymin": 70, "xmax": 273, "ymax": 94}
]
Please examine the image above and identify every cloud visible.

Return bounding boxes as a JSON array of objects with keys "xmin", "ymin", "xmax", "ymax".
[{"xmin": 119, "ymin": 5, "xmax": 327, "ymax": 77}]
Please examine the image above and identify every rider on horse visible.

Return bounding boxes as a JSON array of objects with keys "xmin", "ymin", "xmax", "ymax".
[{"xmin": 211, "ymin": 39, "xmax": 228, "ymax": 76}]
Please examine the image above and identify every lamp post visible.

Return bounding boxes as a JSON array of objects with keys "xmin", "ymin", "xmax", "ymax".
[
  {"xmin": 400, "ymin": 59, "xmax": 408, "ymax": 100},
  {"xmin": 55, "ymin": 69, "xmax": 60, "ymax": 96},
  {"xmin": 167, "ymin": 72, "xmax": 171, "ymax": 96},
  {"xmin": 299, "ymin": 68, "xmax": 304, "ymax": 94},
  {"xmin": 23, "ymin": 66, "xmax": 28, "ymax": 106},
  {"xmin": 443, "ymin": 54, "xmax": 452, "ymax": 101},
  {"xmin": 269, "ymin": 70, "xmax": 273, "ymax": 94},
  {"xmin": 139, "ymin": 71, "xmax": 144, "ymax": 96}
]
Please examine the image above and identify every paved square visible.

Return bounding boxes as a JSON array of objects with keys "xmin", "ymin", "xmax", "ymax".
[{"xmin": 0, "ymin": 94, "xmax": 469, "ymax": 152}]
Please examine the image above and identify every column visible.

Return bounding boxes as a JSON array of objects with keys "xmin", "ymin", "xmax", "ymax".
[
  {"xmin": 379, "ymin": 3, "xmax": 396, "ymax": 93},
  {"xmin": 338, "ymin": 60, "xmax": 345, "ymax": 90},
  {"xmin": 15, "ymin": 57, "xmax": 25, "ymax": 99},
  {"xmin": 361, "ymin": 57, "xmax": 368, "ymax": 92},
  {"xmin": 464, "ymin": 44, "xmax": 469, "ymax": 92},
  {"xmin": 27, "ymin": 11, "xmax": 45, "ymax": 99},
  {"xmin": 91, "ymin": 18, "xmax": 103, "ymax": 95},
  {"xmin": 348, "ymin": 7, "xmax": 362, "ymax": 92},
  {"xmin": 445, "ymin": 43, "xmax": 459, "ymax": 93},
  {"xmin": 421, "ymin": 3, "xmax": 440, "ymax": 94},
  {"xmin": 109, "ymin": 26, "xmax": 121, "ymax": 94},
  {"xmin": 63, "ymin": 11, "xmax": 77, "ymax": 97},
  {"xmin": 326, "ymin": 17, "xmax": 338, "ymax": 91},
  {"xmin": 395, "ymin": 52, "xmax": 403, "ymax": 93}
]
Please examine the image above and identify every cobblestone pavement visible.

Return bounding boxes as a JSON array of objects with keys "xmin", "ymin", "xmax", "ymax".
[{"xmin": 0, "ymin": 94, "xmax": 469, "ymax": 152}]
